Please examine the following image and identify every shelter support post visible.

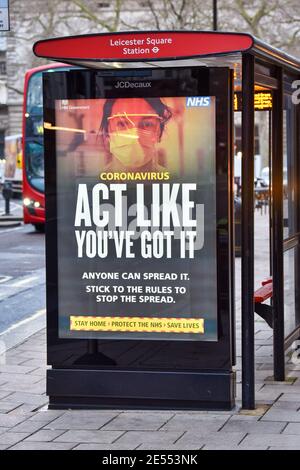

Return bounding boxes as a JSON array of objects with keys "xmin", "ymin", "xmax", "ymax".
[
  {"xmin": 272, "ymin": 67, "xmax": 285, "ymax": 381},
  {"xmin": 241, "ymin": 53, "xmax": 255, "ymax": 409},
  {"xmin": 296, "ymin": 94, "xmax": 300, "ymax": 335}
]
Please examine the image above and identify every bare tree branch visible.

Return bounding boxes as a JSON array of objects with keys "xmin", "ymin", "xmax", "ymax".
[
  {"xmin": 7, "ymin": 84, "xmax": 23, "ymax": 96},
  {"xmin": 145, "ymin": 1, "xmax": 161, "ymax": 30}
]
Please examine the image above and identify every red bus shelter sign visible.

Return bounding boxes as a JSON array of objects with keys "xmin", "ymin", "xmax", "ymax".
[{"xmin": 33, "ymin": 31, "xmax": 253, "ymax": 62}]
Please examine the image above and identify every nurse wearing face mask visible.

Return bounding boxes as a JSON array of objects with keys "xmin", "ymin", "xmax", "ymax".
[{"xmin": 101, "ymin": 98, "xmax": 172, "ymax": 172}]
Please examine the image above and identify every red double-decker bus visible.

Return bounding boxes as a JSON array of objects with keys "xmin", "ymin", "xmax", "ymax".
[{"xmin": 22, "ymin": 63, "xmax": 68, "ymax": 231}]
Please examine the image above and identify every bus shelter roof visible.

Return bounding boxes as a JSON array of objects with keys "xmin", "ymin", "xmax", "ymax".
[{"xmin": 33, "ymin": 31, "xmax": 300, "ymax": 73}]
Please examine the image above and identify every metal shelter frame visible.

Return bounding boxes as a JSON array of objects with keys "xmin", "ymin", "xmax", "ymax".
[{"xmin": 34, "ymin": 31, "xmax": 300, "ymax": 409}]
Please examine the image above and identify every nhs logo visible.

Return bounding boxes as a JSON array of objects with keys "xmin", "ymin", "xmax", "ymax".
[{"xmin": 186, "ymin": 96, "xmax": 211, "ymax": 107}]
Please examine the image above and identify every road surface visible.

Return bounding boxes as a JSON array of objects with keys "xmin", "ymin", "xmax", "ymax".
[{"xmin": 0, "ymin": 196, "xmax": 45, "ymax": 341}]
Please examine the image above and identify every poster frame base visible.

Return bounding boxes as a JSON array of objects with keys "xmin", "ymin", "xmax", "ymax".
[{"xmin": 47, "ymin": 369, "xmax": 236, "ymax": 411}]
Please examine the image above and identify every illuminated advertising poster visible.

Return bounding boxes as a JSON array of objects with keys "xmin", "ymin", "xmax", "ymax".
[{"xmin": 55, "ymin": 94, "xmax": 217, "ymax": 341}]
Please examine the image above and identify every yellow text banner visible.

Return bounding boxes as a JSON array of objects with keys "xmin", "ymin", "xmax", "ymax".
[{"xmin": 70, "ymin": 316, "xmax": 204, "ymax": 334}]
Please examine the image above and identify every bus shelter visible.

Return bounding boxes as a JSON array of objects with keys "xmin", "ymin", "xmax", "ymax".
[{"xmin": 33, "ymin": 31, "xmax": 300, "ymax": 410}]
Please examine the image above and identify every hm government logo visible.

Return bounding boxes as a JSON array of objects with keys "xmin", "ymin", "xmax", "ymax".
[
  {"xmin": 60, "ymin": 99, "xmax": 69, "ymax": 110},
  {"xmin": 114, "ymin": 81, "xmax": 152, "ymax": 89}
]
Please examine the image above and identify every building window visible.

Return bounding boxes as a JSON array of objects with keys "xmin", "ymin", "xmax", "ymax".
[
  {"xmin": 0, "ymin": 130, "xmax": 4, "ymax": 158},
  {"xmin": 0, "ymin": 62, "xmax": 6, "ymax": 75}
]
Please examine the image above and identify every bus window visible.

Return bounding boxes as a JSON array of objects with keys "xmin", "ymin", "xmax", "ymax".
[
  {"xmin": 27, "ymin": 71, "xmax": 43, "ymax": 112},
  {"xmin": 25, "ymin": 71, "xmax": 44, "ymax": 192},
  {"xmin": 23, "ymin": 64, "xmax": 71, "ymax": 229}
]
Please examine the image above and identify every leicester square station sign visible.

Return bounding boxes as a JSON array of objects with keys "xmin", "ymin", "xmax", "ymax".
[{"xmin": 33, "ymin": 31, "xmax": 253, "ymax": 62}]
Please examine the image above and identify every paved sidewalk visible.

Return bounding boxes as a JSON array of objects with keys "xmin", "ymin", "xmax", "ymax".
[
  {"xmin": 0, "ymin": 194, "xmax": 23, "ymax": 227},
  {"xmin": 0, "ymin": 327, "xmax": 299, "ymax": 450},
  {"xmin": 0, "ymin": 211, "xmax": 299, "ymax": 450}
]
